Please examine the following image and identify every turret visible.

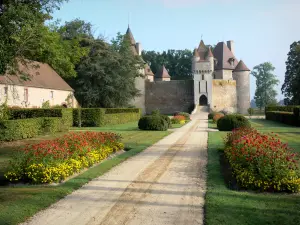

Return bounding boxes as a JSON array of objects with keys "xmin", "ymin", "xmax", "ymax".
[
  {"xmin": 206, "ymin": 47, "xmax": 214, "ymax": 72},
  {"xmin": 192, "ymin": 48, "xmax": 200, "ymax": 71},
  {"xmin": 233, "ymin": 60, "xmax": 250, "ymax": 114}
]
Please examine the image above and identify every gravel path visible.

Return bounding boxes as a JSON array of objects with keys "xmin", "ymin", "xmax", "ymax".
[{"xmin": 22, "ymin": 111, "xmax": 208, "ymax": 225}]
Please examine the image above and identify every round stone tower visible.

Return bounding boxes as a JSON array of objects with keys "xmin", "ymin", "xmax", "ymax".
[
  {"xmin": 233, "ymin": 60, "xmax": 251, "ymax": 114},
  {"xmin": 192, "ymin": 48, "xmax": 200, "ymax": 72}
]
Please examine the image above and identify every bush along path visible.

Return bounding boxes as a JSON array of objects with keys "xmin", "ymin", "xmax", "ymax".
[{"xmin": 21, "ymin": 111, "xmax": 209, "ymax": 225}]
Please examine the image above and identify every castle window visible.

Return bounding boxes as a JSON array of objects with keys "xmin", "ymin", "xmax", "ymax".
[{"xmin": 202, "ymin": 74, "xmax": 204, "ymax": 80}]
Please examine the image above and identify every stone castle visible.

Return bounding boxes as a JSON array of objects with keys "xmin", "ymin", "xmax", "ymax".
[{"xmin": 126, "ymin": 27, "xmax": 250, "ymax": 115}]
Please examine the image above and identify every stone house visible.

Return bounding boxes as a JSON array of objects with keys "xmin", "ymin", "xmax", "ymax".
[{"xmin": 0, "ymin": 61, "xmax": 77, "ymax": 108}]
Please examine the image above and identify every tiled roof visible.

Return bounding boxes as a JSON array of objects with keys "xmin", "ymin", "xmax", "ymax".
[
  {"xmin": 198, "ymin": 40, "xmax": 207, "ymax": 60},
  {"xmin": 207, "ymin": 47, "xmax": 214, "ymax": 58},
  {"xmin": 145, "ymin": 64, "xmax": 154, "ymax": 76},
  {"xmin": 234, "ymin": 60, "xmax": 250, "ymax": 71},
  {"xmin": 213, "ymin": 42, "xmax": 239, "ymax": 70},
  {"xmin": 126, "ymin": 27, "xmax": 136, "ymax": 45},
  {"xmin": 193, "ymin": 48, "xmax": 200, "ymax": 57},
  {"xmin": 155, "ymin": 65, "xmax": 171, "ymax": 78},
  {"xmin": 0, "ymin": 61, "xmax": 73, "ymax": 91}
]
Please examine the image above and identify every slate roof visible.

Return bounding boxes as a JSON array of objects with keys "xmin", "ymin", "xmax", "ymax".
[
  {"xmin": 0, "ymin": 61, "xmax": 73, "ymax": 91},
  {"xmin": 234, "ymin": 60, "xmax": 250, "ymax": 71},
  {"xmin": 213, "ymin": 42, "xmax": 239, "ymax": 70},
  {"xmin": 145, "ymin": 64, "xmax": 154, "ymax": 76},
  {"xmin": 126, "ymin": 27, "xmax": 138, "ymax": 55},
  {"xmin": 207, "ymin": 47, "xmax": 214, "ymax": 58},
  {"xmin": 197, "ymin": 40, "xmax": 207, "ymax": 60},
  {"xmin": 193, "ymin": 48, "xmax": 200, "ymax": 57},
  {"xmin": 155, "ymin": 65, "xmax": 171, "ymax": 78}
]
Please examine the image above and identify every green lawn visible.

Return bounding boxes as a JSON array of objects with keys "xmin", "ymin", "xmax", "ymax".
[
  {"xmin": 206, "ymin": 119, "xmax": 300, "ymax": 225},
  {"xmin": 0, "ymin": 122, "xmax": 170, "ymax": 225},
  {"xmin": 208, "ymin": 119, "xmax": 217, "ymax": 129}
]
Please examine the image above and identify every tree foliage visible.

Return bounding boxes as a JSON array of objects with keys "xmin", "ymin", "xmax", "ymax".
[
  {"xmin": 73, "ymin": 33, "xmax": 144, "ymax": 108},
  {"xmin": 142, "ymin": 49, "xmax": 193, "ymax": 80},
  {"xmin": 281, "ymin": 41, "xmax": 300, "ymax": 105},
  {"xmin": 251, "ymin": 62, "xmax": 279, "ymax": 109},
  {"xmin": 0, "ymin": 0, "xmax": 67, "ymax": 76}
]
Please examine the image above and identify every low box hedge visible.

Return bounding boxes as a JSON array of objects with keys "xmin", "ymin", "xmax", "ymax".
[
  {"xmin": 73, "ymin": 108, "xmax": 141, "ymax": 127},
  {"xmin": 266, "ymin": 111, "xmax": 299, "ymax": 126},
  {"xmin": 265, "ymin": 105, "xmax": 300, "ymax": 113},
  {"xmin": 0, "ymin": 109, "xmax": 73, "ymax": 141}
]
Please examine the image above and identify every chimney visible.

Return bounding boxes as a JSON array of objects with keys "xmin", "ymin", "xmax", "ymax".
[
  {"xmin": 135, "ymin": 42, "xmax": 142, "ymax": 56},
  {"xmin": 227, "ymin": 40, "xmax": 235, "ymax": 55}
]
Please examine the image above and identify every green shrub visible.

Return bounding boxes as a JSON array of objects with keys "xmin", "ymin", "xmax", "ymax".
[
  {"xmin": 266, "ymin": 111, "xmax": 298, "ymax": 126},
  {"xmin": 138, "ymin": 115, "xmax": 168, "ymax": 131},
  {"xmin": 0, "ymin": 109, "xmax": 73, "ymax": 141},
  {"xmin": 0, "ymin": 118, "xmax": 42, "ymax": 141},
  {"xmin": 217, "ymin": 114, "xmax": 250, "ymax": 131},
  {"xmin": 73, "ymin": 108, "xmax": 141, "ymax": 127},
  {"xmin": 213, "ymin": 113, "xmax": 224, "ymax": 123},
  {"xmin": 151, "ymin": 109, "xmax": 161, "ymax": 116},
  {"xmin": 161, "ymin": 115, "xmax": 172, "ymax": 128},
  {"xmin": 178, "ymin": 112, "xmax": 190, "ymax": 120},
  {"xmin": 265, "ymin": 105, "xmax": 300, "ymax": 113},
  {"xmin": 42, "ymin": 100, "xmax": 50, "ymax": 109},
  {"xmin": 8, "ymin": 108, "xmax": 63, "ymax": 119},
  {"xmin": 248, "ymin": 108, "xmax": 254, "ymax": 116},
  {"xmin": 208, "ymin": 111, "xmax": 216, "ymax": 119}
]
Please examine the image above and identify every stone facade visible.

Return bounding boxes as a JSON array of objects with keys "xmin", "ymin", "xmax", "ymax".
[
  {"xmin": 145, "ymin": 80, "xmax": 194, "ymax": 115},
  {"xmin": 211, "ymin": 80, "xmax": 237, "ymax": 113},
  {"xmin": 127, "ymin": 27, "xmax": 250, "ymax": 115}
]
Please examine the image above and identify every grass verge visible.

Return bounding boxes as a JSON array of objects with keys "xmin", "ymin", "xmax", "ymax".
[
  {"xmin": 0, "ymin": 122, "xmax": 170, "ymax": 225},
  {"xmin": 206, "ymin": 120, "xmax": 300, "ymax": 225}
]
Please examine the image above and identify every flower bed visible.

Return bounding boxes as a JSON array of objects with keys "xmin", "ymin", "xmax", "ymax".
[
  {"xmin": 5, "ymin": 132, "xmax": 124, "ymax": 184},
  {"xmin": 171, "ymin": 115, "xmax": 186, "ymax": 124},
  {"xmin": 224, "ymin": 128, "xmax": 300, "ymax": 192}
]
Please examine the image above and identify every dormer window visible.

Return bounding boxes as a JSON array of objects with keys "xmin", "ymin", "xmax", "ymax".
[{"xmin": 229, "ymin": 58, "xmax": 235, "ymax": 66}]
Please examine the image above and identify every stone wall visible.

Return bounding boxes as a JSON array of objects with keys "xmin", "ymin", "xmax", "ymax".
[
  {"xmin": 145, "ymin": 80, "xmax": 194, "ymax": 114},
  {"xmin": 211, "ymin": 80, "xmax": 237, "ymax": 113}
]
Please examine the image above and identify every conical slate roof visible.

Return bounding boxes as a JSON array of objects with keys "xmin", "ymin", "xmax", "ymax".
[
  {"xmin": 213, "ymin": 42, "xmax": 238, "ymax": 70},
  {"xmin": 155, "ymin": 65, "xmax": 171, "ymax": 78},
  {"xmin": 125, "ymin": 27, "xmax": 138, "ymax": 55},
  {"xmin": 207, "ymin": 47, "xmax": 214, "ymax": 58},
  {"xmin": 145, "ymin": 64, "xmax": 154, "ymax": 76},
  {"xmin": 126, "ymin": 27, "xmax": 136, "ymax": 45},
  {"xmin": 193, "ymin": 48, "xmax": 200, "ymax": 57},
  {"xmin": 197, "ymin": 40, "xmax": 208, "ymax": 60},
  {"xmin": 234, "ymin": 60, "xmax": 250, "ymax": 71}
]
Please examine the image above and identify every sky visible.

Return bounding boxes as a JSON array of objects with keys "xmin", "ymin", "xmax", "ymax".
[{"xmin": 52, "ymin": 0, "xmax": 300, "ymax": 100}]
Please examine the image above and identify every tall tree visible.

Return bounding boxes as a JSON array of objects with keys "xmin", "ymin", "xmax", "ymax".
[
  {"xmin": 73, "ymin": 33, "xmax": 144, "ymax": 108},
  {"xmin": 0, "ymin": 0, "xmax": 66, "ymax": 77},
  {"xmin": 281, "ymin": 41, "xmax": 300, "ymax": 105},
  {"xmin": 251, "ymin": 62, "xmax": 279, "ymax": 109},
  {"xmin": 142, "ymin": 49, "xmax": 193, "ymax": 80}
]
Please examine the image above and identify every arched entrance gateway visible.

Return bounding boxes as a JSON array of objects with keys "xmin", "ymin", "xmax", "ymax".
[{"xmin": 199, "ymin": 95, "xmax": 208, "ymax": 106}]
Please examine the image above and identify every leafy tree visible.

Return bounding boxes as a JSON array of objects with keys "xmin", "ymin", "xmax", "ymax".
[
  {"xmin": 142, "ymin": 49, "xmax": 193, "ymax": 80},
  {"xmin": 251, "ymin": 62, "xmax": 279, "ymax": 110},
  {"xmin": 281, "ymin": 41, "xmax": 300, "ymax": 105},
  {"xmin": 0, "ymin": 0, "xmax": 66, "ymax": 76},
  {"xmin": 73, "ymin": 33, "xmax": 144, "ymax": 108}
]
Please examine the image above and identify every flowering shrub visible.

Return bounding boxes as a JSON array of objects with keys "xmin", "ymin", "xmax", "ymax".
[
  {"xmin": 224, "ymin": 128, "xmax": 300, "ymax": 192},
  {"xmin": 171, "ymin": 115, "xmax": 186, "ymax": 124},
  {"xmin": 213, "ymin": 113, "xmax": 224, "ymax": 123},
  {"xmin": 5, "ymin": 132, "xmax": 124, "ymax": 184}
]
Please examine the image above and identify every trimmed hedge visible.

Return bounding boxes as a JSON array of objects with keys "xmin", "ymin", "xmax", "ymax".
[
  {"xmin": 217, "ymin": 114, "xmax": 250, "ymax": 131},
  {"xmin": 265, "ymin": 105, "xmax": 300, "ymax": 113},
  {"xmin": 266, "ymin": 111, "xmax": 300, "ymax": 126},
  {"xmin": 73, "ymin": 108, "xmax": 141, "ymax": 127},
  {"xmin": 138, "ymin": 115, "xmax": 168, "ymax": 131},
  {"xmin": 8, "ymin": 108, "xmax": 63, "ymax": 119},
  {"xmin": 0, "ymin": 109, "xmax": 73, "ymax": 141}
]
